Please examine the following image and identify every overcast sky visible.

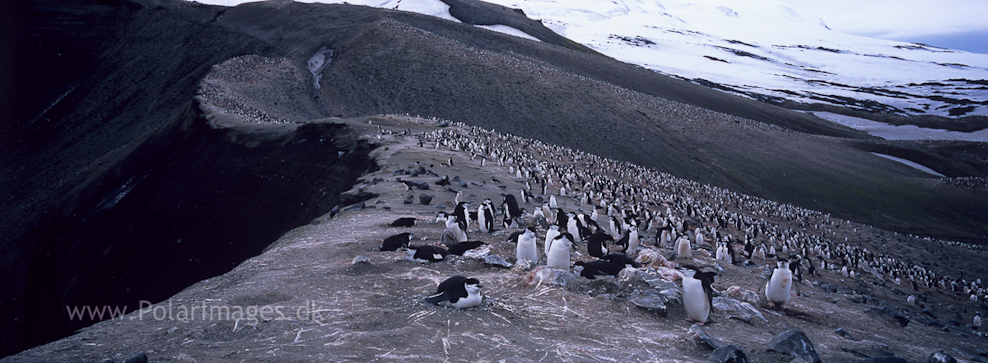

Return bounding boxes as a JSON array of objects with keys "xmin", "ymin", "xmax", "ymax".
[
  {"xmin": 193, "ymin": 0, "xmax": 988, "ymax": 54},
  {"xmin": 782, "ymin": 0, "xmax": 988, "ymax": 53}
]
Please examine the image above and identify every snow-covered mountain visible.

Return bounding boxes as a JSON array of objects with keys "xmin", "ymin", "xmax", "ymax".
[{"xmin": 301, "ymin": 0, "xmax": 988, "ymax": 117}]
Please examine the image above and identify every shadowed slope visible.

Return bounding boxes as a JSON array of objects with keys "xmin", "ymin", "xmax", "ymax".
[{"xmin": 2, "ymin": 0, "xmax": 986, "ymax": 357}]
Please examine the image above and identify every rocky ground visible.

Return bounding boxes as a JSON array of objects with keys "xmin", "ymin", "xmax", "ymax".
[{"xmin": 5, "ymin": 115, "xmax": 986, "ymax": 363}]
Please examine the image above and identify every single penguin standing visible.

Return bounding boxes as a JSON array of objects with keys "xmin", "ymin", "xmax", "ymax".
[
  {"xmin": 675, "ymin": 236, "xmax": 692, "ymax": 259},
  {"xmin": 546, "ymin": 232, "xmax": 574, "ymax": 270},
  {"xmin": 515, "ymin": 226, "xmax": 539, "ymax": 264},
  {"xmin": 626, "ymin": 226, "xmax": 641, "ymax": 256},
  {"xmin": 502, "ymin": 194, "xmax": 522, "ymax": 221},
  {"xmin": 424, "ymin": 275, "xmax": 483, "ymax": 309},
  {"xmin": 544, "ymin": 225, "xmax": 561, "ymax": 256},
  {"xmin": 682, "ymin": 266, "xmax": 716, "ymax": 324},
  {"xmin": 765, "ymin": 258, "xmax": 794, "ymax": 307},
  {"xmin": 453, "ymin": 202, "xmax": 470, "ymax": 233},
  {"xmin": 478, "ymin": 199, "xmax": 495, "ymax": 233}
]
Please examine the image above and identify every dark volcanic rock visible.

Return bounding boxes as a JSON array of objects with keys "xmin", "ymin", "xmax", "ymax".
[
  {"xmin": 711, "ymin": 345, "xmax": 750, "ymax": 363},
  {"xmin": 833, "ymin": 328, "xmax": 858, "ymax": 341},
  {"xmin": 766, "ymin": 329, "xmax": 822, "ymax": 363},
  {"xmin": 689, "ymin": 324, "xmax": 725, "ymax": 350},
  {"xmin": 866, "ymin": 305, "xmax": 910, "ymax": 327},
  {"xmin": 861, "ymin": 357, "xmax": 908, "ymax": 363},
  {"xmin": 122, "ymin": 352, "xmax": 148, "ymax": 363},
  {"xmin": 419, "ymin": 194, "xmax": 434, "ymax": 205}
]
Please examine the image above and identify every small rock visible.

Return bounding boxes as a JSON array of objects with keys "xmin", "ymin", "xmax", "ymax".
[
  {"xmin": 463, "ymin": 246, "xmax": 491, "ymax": 259},
  {"xmin": 351, "ymin": 255, "xmax": 371, "ymax": 265},
  {"xmin": 521, "ymin": 267, "xmax": 580, "ymax": 292},
  {"xmin": 654, "ymin": 266, "xmax": 684, "ymax": 282},
  {"xmin": 343, "ymin": 201, "xmax": 364, "ymax": 211},
  {"xmin": 724, "ymin": 286, "xmax": 761, "ymax": 306},
  {"xmin": 419, "ymin": 194, "xmax": 433, "ymax": 205},
  {"xmin": 713, "ymin": 297, "xmax": 767, "ymax": 323},
  {"xmin": 403, "ymin": 196, "xmax": 414, "ymax": 204},
  {"xmin": 916, "ymin": 316, "xmax": 946, "ymax": 328},
  {"xmin": 482, "ymin": 254, "xmax": 512, "ymax": 268},
  {"xmin": 628, "ymin": 290, "xmax": 668, "ymax": 317},
  {"xmin": 833, "ymin": 328, "xmax": 857, "ymax": 341},
  {"xmin": 513, "ymin": 259, "xmax": 536, "ymax": 271},
  {"xmin": 861, "ymin": 357, "xmax": 908, "ymax": 363},
  {"xmin": 711, "ymin": 345, "xmax": 750, "ymax": 363},
  {"xmin": 865, "ymin": 305, "xmax": 910, "ymax": 327},
  {"xmin": 123, "ymin": 352, "xmax": 148, "ymax": 363},
  {"xmin": 688, "ymin": 324, "xmax": 724, "ymax": 349},
  {"xmin": 636, "ymin": 248, "xmax": 676, "ymax": 269},
  {"xmin": 766, "ymin": 329, "xmax": 821, "ymax": 363},
  {"xmin": 843, "ymin": 344, "xmax": 895, "ymax": 359},
  {"xmin": 927, "ymin": 350, "xmax": 957, "ymax": 363}
]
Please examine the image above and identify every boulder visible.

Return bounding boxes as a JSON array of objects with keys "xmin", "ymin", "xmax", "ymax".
[
  {"xmin": 351, "ymin": 255, "xmax": 371, "ymax": 265},
  {"xmin": 713, "ymin": 297, "xmax": 767, "ymax": 324},
  {"xmin": 482, "ymin": 254, "xmax": 512, "ymax": 268},
  {"xmin": 521, "ymin": 267, "xmax": 580, "ymax": 292},
  {"xmin": 927, "ymin": 350, "xmax": 957, "ymax": 363},
  {"xmin": 865, "ymin": 305, "xmax": 910, "ymax": 327},
  {"xmin": 711, "ymin": 345, "xmax": 749, "ymax": 363},
  {"xmin": 861, "ymin": 357, "xmax": 908, "ymax": 363},
  {"xmin": 628, "ymin": 290, "xmax": 668, "ymax": 317},
  {"xmin": 832, "ymin": 328, "xmax": 857, "ymax": 341},
  {"xmin": 123, "ymin": 352, "xmax": 148, "ymax": 363},
  {"xmin": 766, "ymin": 329, "xmax": 821, "ymax": 363},
  {"xmin": 636, "ymin": 248, "xmax": 675, "ymax": 269},
  {"xmin": 689, "ymin": 324, "xmax": 724, "ymax": 349},
  {"xmin": 724, "ymin": 286, "xmax": 761, "ymax": 306}
]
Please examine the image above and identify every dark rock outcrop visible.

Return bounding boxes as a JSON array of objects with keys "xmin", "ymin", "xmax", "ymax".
[{"xmin": 766, "ymin": 329, "xmax": 822, "ymax": 363}]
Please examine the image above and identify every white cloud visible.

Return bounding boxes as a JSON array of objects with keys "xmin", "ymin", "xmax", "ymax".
[{"xmin": 782, "ymin": 0, "xmax": 988, "ymax": 40}]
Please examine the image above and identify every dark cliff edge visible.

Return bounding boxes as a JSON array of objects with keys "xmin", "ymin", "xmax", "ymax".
[
  {"xmin": 3, "ymin": 99, "xmax": 377, "ymax": 357},
  {"xmin": 1, "ymin": 0, "xmax": 378, "ymax": 357}
]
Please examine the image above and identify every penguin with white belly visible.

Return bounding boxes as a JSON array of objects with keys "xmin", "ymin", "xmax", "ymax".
[
  {"xmin": 546, "ymin": 232, "xmax": 574, "ymax": 270},
  {"xmin": 425, "ymin": 275, "xmax": 483, "ymax": 309},
  {"xmin": 682, "ymin": 265, "xmax": 717, "ymax": 324},
  {"xmin": 764, "ymin": 257, "xmax": 800, "ymax": 308},
  {"xmin": 515, "ymin": 226, "xmax": 539, "ymax": 264}
]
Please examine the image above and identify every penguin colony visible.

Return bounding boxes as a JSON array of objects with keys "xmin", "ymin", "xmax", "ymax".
[{"xmin": 372, "ymin": 118, "xmax": 986, "ymax": 327}]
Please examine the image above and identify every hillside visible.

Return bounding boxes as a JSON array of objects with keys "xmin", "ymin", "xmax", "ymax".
[{"xmin": 1, "ymin": 0, "xmax": 987, "ymax": 358}]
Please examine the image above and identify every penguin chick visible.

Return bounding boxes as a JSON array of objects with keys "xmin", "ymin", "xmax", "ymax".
[{"xmin": 425, "ymin": 275, "xmax": 483, "ymax": 309}]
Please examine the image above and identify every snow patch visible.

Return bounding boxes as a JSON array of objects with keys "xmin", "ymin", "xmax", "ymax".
[
  {"xmin": 871, "ymin": 153, "xmax": 946, "ymax": 177},
  {"xmin": 813, "ymin": 112, "xmax": 988, "ymax": 142},
  {"xmin": 477, "ymin": 24, "xmax": 541, "ymax": 42}
]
